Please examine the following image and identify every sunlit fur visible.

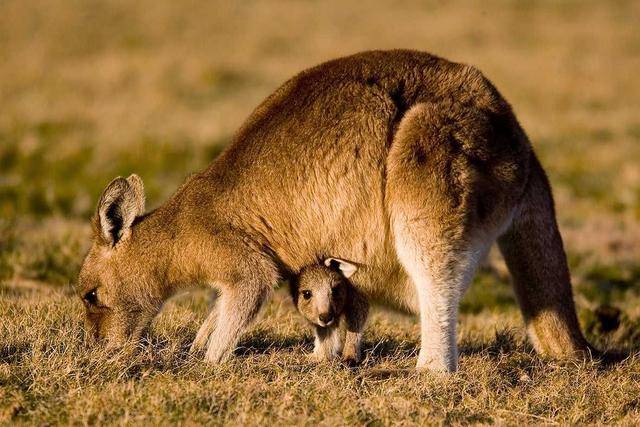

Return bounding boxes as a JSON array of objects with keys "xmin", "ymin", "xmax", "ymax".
[{"xmin": 77, "ymin": 50, "xmax": 595, "ymax": 371}]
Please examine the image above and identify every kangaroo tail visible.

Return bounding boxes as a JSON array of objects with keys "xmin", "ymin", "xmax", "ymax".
[{"xmin": 497, "ymin": 153, "xmax": 598, "ymax": 358}]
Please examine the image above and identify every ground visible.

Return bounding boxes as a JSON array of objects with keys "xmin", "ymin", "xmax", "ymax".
[{"xmin": 1, "ymin": 0, "xmax": 640, "ymax": 424}]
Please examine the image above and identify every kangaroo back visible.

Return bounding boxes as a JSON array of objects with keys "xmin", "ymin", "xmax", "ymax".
[{"xmin": 498, "ymin": 154, "xmax": 594, "ymax": 357}]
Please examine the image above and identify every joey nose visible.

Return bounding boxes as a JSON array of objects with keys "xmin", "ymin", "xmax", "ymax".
[{"xmin": 319, "ymin": 312, "xmax": 334, "ymax": 324}]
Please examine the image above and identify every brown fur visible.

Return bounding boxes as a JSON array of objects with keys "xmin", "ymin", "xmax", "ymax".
[
  {"xmin": 290, "ymin": 260, "xmax": 369, "ymax": 365},
  {"xmin": 77, "ymin": 50, "xmax": 594, "ymax": 371}
]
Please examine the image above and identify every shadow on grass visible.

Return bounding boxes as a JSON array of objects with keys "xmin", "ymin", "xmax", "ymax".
[
  {"xmin": 363, "ymin": 329, "xmax": 532, "ymax": 361},
  {"xmin": 11, "ymin": 319, "xmax": 633, "ymax": 379},
  {"xmin": 122, "ymin": 326, "xmax": 640, "ymax": 377},
  {"xmin": 0, "ymin": 342, "xmax": 32, "ymax": 364},
  {"xmin": 229, "ymin": 327, "xmax": 537, "ymax": 362},
  {"xmin": 235, "ymin": 329, "xmax": 312, "ymax": 356},
  {"xmin": 459, "ymin": 329, "xmax": 532, "ymax": 357}
]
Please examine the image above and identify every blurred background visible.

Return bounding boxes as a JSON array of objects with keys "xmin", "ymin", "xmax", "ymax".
[{"xmin": 1, "ymin": 0, "xmax": 639, "ymax": 340}]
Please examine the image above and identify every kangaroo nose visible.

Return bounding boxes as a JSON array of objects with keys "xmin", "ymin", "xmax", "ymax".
[{"xmin": 319, "ymin": 312, "xmax": 334, "ymax": 324}]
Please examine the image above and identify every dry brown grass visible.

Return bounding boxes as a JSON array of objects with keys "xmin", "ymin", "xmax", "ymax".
[
  {"xmin": 3, "ymin": 282, "xmax": 640, "ymax": 425},
  {"xmin": 1, "ymin": 0, "xmax": 640, "ymax": 424},
  {"xmin": 3, "ymin": 284, "xmax": 640, "ymax": 425}
]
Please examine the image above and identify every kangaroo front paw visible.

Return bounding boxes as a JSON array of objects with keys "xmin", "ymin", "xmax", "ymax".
[
  {"xmin": 204, "ymin": 345, "xmax": 233, "ymax": 364},
  {"xmin": 341, "ymin": 346, "xmax": 362, "ymax": 367},
  {"xmin": 311, "ymin": 346, "xmax": 339, "ymax": 363},
  {"xmin": 189, "ymin": 335, "xmax": 209, "ymax": 354},
  {"xmin": 307, "ymin": 352, "xmax": 327, "ymax": 363},
  {"xmin": 342, "ymin": 355, "xmax": 360, "ymax": 368},
  {"xmin": 342, "ymin": 331, "xmax": 363, "ymax": 368}
]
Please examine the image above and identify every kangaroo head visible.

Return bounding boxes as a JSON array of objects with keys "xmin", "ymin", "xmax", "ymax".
[
  {"xmin": 292, "ymin": 258, "xmax": 357, "ymax": 327},
  {"xmin": 77, "ymin": 174, "xmax": 165, "ymax": 347}
]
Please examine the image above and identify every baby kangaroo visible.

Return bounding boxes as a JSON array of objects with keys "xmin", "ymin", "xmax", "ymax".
[{"xmin": 290, "ymin": 258, "xmax": 369, "ymax": 365}]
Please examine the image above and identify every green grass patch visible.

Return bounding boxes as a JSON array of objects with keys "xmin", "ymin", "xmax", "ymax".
[
  {"xmin": 0, "ymin": 221, "xmax": 17, "ymax": 282},
  {"xmin": 0, "ymin": 126, "xmax": 226, "ymax": 219},
  {"xmin": 460, "ymin": 269, "xmax": 516, "ymax": 314}
]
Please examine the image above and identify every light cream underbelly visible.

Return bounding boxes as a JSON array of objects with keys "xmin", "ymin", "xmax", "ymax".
[{"xmin": 346, "ymin": 234, "xmax": 419, "ymax": 315}]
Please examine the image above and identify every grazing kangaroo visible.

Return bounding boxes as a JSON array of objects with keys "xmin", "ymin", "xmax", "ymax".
[
  {"xmin": 290, "ymin": 258, "xmax": 369, "ymax": 365},
  {"xmin": 77, "ymin": 50, "xmax": 595, "ymax": 372}
]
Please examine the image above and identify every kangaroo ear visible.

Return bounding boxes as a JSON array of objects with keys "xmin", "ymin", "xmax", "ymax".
[
  {"xmin": 93, "ymin": 174, "xmax": 146, "ymax": 247},
  {"xmin": 125, "ymin": 173, "xmax": 146, "ymax": 215},
  {"xmin": 324, "ymin": 257, "xmax": 358, "ymax": 279}
]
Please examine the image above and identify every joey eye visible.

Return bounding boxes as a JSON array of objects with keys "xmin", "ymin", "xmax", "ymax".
[
  {"xmin": 331, "ymin": 287, "xmax": 339, "ymax": 296},
  {"xmin": 83, "ymin": 288, "xmax": 98, "ymax": 306},
  {"xmin": 301, "ymin": 290, "xmax": 312, "ymax": 300}
]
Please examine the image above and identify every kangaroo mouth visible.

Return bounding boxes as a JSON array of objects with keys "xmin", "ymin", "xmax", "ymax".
[{"xmin": 316, "ymin": 319, "xmax": 334, "ymax": 327}]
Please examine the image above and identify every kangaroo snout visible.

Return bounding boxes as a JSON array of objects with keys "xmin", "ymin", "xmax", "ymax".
[{"xmin": 318, "ymin": 311, "xmax": 335, "ymax": 326}]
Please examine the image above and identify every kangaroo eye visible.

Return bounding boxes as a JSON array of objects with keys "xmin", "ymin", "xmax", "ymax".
[
  {"xmin": 331, "ymin": 287, "xmax": 339, "ymax": 296},
  {"xmin": 302, "ymin": 290, "xmax": 312, "ymax": 300},
  {"xmin": 83, "ymin": 288, "xmax": 98, "ymax": 306}
]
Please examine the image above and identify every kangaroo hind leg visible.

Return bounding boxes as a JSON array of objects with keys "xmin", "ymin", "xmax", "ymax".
[{"xmin": 386, "ymin": 102, "xmax": 527, "ymax": 371}]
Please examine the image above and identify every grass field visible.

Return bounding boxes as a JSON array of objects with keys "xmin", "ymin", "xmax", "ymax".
[{"xmin": 1, "ymin": 0, "xmax": 640, "ymax": 424}]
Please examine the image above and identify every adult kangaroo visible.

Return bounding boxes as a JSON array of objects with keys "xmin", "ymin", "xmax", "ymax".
[{"xmin": 77, "ymin": 50, "xmax": 594, "ymax": 372}]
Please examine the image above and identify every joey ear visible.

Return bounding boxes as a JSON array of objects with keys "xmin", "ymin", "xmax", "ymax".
[
  {"xmin": 324, "ymin": 257, "xmax": 358, "ymax": 279},
  {"xmin": 93, "ymin": 174, "xmax": 146, "ymax": 247}
]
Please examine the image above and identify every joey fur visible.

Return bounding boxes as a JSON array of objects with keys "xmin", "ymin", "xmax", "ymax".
[
  {"xmin": 290, "ymin": 258, "xmax": 369, "ymax": 365},
  {"xmin": 77, "ymin": 50, "xmax": 596, "ymax": 372}
]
